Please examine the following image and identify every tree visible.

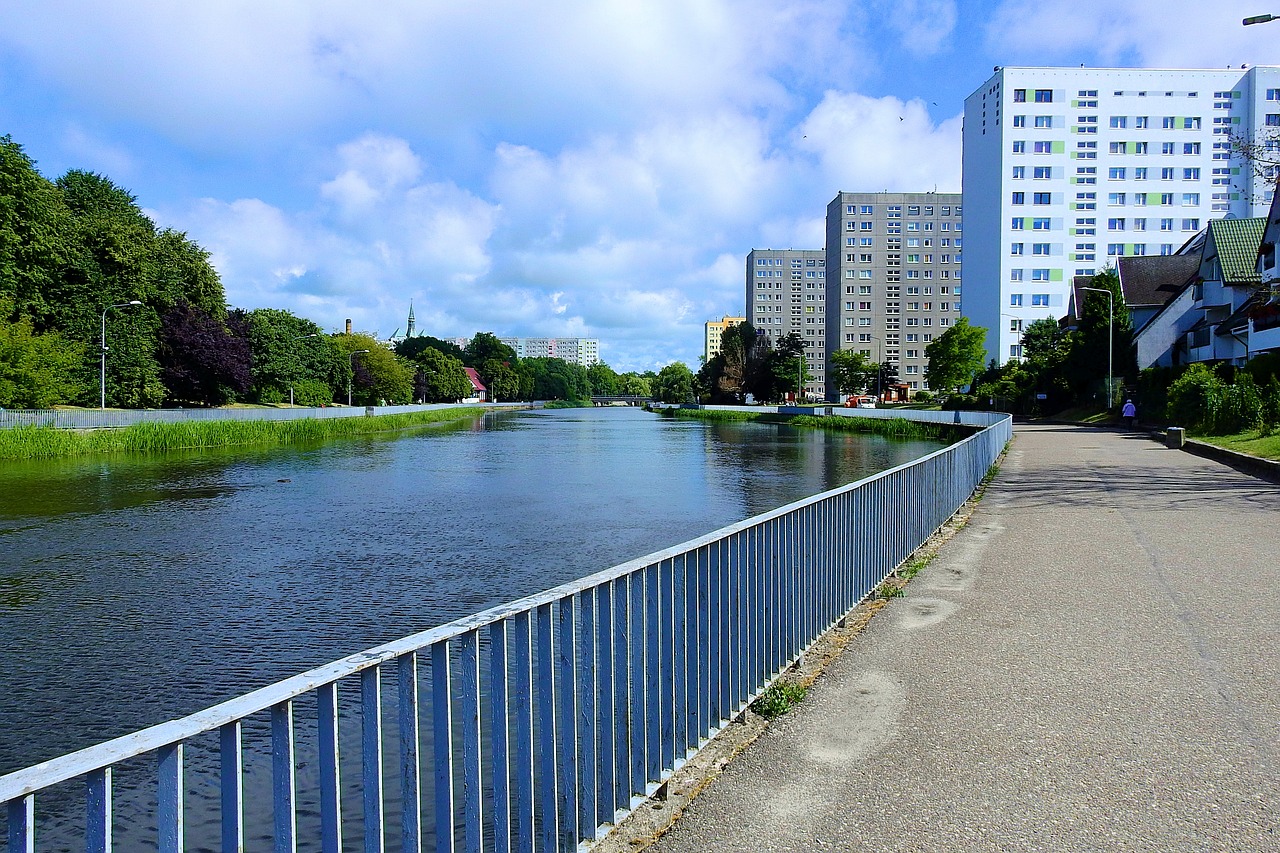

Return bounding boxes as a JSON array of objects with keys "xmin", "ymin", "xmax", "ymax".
[
  {"xmin": 238, "ymin": 308, "xmax": 343, "ymax": 404},
  {"xmin": 463, "ymin": 332, "xmax": 516, "ymax": 367},
  {"xmin": 1063, "ymin": 268, "xmax": 1135, "ymax": 402},
  {"xmin": 618, "ymin": 373, "xmax": 651, "ymax": 397},
  {"xmin": 412, "ymin": 347, "xmax": 471, "ymax": 403},
  {"xmin": 336, "ymin": 334, "xmax": 414, "ymax": 405},
  {"xmin": 925, "ymin": 317, "xmax": 988, "ymax": 394},
  {"xmin": 522, "ymin": 357, "xmax": 589, "ymax": 401},
  {"xmin": 0, "ymin": 303, "xmax": 86, "ymax": 408},
  {"xmin": 587, "ymin": 361, "xmax": 620, "ymax": 396},
  {"xmin": 157, "ymin": 302, "xmax": 252, "ymax": 405},
  {"xmin": 394, "ymin": 335, "xmax": 464, "ymax": 362},
  {"xmin": 829, "ymin": 349, "xmax": 875, "ymax": 397},
  {"xmin": 480, "ymin": 358, "xmax": 520, "ymax": 402},
  {"xmin": 746, "ymin": 333, "xmax": 804, "ymax": 402},
  {"xmin": 653, "ymin": 362, "xmax": 694, "ymax": 403}
]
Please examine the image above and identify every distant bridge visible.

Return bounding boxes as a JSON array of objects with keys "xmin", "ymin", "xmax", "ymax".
[{"xmin": 589, "ymin": 395, "xmax": 652, "ymax": 406}]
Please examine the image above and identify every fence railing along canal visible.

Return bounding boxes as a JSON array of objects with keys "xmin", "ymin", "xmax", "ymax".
[{"xmin": 0, "ymin": 408, "xmax": 1011, "ymax": 853}]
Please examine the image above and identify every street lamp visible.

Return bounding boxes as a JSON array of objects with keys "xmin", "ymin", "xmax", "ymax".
[
  {"xmin": 101, "ymin": 300, "xmax": 142, "ymax": 409},
  {"xmin": 1080, "ymin": 286, "xmax": 1114, "ymax": 406},
  {"xmin": 1244, "ymin": 13, "xmax": 1277, "ymax": 24},
  {"xmin": 348, "ymin": 349, "xmax": 370, "ymax": 406}
]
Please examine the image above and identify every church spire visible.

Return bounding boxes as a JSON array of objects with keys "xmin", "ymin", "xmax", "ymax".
[{"xmin": 406, "ymin": 301, "xmax": 416, "ymax": 338}]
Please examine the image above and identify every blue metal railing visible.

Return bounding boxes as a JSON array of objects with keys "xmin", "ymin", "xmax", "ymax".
[{"xmin": 0, "ymin": 409, "xmax": 1010, "ymax": 853}]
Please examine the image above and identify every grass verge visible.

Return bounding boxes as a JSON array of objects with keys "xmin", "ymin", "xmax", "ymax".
[
  {"xmin": 0, "ymin": 407, "xmax": 489, "ymax": 460},
  {"xmin": 1191, "ymin": 430, "xmax": 1280, "ymax": 462}
]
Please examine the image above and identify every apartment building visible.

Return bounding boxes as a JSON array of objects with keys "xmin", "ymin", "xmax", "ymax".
[
  {"xmin": 823, "ymin": 192, "xmax": 964, "ymax": 398},
  {"xmin": 704, "ymin": 315, "xmax": 746, "ymax": 362},
  {"xmin": 963, "ymin": 65, "xmax": 1280, "ymax": 364},
  {"xmin": 746, "ymin": 249, "xmax": 827, "ymax": 397},
  {"xmin": 497, "ymin": 337, "xmax": 600, "ymax": 367}
]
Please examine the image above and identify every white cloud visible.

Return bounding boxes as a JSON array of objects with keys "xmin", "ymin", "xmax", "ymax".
[
  {"xmin": 797, "ymin": 91, "xmax": 962, "ymax": 193},
  {"xmin": 869, "ymin": 0, "xmax": 958, "ymax": 56},
  {"xmin": 164, "ymin": 138, "xmax": 498, "ymax": 336},
  {"xmin": 985, "ymin": 0, "xmax": 1268, "ymax": 67}
]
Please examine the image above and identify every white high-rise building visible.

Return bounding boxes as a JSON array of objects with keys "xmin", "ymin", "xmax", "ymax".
[
  {"xmin": 963, "ymin": 65, "xmax": 1280, "ymax": 364},
  {"xmin": 746, "ymin": 249, "xmax": 826, "ymax": 396}
]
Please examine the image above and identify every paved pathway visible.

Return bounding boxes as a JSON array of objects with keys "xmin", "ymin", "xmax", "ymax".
[{"xmin": 649, "ymin": 425, "xmax": 1279, "ymax": 852}]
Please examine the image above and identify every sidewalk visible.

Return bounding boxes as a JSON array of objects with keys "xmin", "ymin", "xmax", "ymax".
[{"xmin": 647, "ymin": 424, "xmax": 1279, "ymax": 852}]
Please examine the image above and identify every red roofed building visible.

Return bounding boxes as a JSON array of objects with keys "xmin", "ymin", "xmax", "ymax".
[{"xmin": 463, "ymin": 367, "xmax": 488, "ymax": 403}]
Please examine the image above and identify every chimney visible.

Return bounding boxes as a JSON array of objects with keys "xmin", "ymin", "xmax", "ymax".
[{"xmin": 345, "ymin": 318, "xmax": 352, "ymax": 334}]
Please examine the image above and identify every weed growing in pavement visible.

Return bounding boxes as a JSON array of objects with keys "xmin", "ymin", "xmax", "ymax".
[{"xmin": 751, "ymin": 681, "xmax": 808, "ymax": 720}]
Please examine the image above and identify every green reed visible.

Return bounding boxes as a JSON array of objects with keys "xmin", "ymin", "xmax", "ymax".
[{"xmin": 0, "ymin": 408, "xmax": 489, "ymax": 460}]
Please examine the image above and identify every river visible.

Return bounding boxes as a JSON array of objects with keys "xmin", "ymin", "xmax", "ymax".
[{"xmin": 0, "ymin": 407, "xmax": 941, "ymax": 778}]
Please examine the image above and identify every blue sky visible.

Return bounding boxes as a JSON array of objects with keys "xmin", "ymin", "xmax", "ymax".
[{"xmin": 1, "ymin": 0, "xmax": 1272, "ymax": 370}]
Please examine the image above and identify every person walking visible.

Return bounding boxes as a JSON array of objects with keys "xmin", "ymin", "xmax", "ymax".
[{"xmin": 1121, "ymin": 398, "xmax": 1137, "ymax": 429}]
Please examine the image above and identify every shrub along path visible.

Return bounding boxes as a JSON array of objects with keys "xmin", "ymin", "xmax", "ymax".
[{"xmin": 642, "ymin": 424, "xmax": 1279, "ymax": 852}]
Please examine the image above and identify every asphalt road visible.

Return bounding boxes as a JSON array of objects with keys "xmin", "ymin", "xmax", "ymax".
[{"xmin": 648, "ymin": 424, "xmax": 1279, "ymax": 852}]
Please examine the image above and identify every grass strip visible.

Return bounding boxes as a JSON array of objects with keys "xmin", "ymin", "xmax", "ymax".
[
  {"xmin": 0, "ymin": 407, "xmax": 488, "ymax": 460},
  {"xmin": 1192, "ymin": 431, "xmax": 1280, "ymax": 462},
  {"xmin": 661, "ymin": 406, "xmax": 955, "ymax": 441}
]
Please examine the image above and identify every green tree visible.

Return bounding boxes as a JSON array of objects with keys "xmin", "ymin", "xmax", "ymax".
[
  {"xmin": 394, "ymin": 335, "xmax": 464, "ymax": 362},
  {"xmin": 463, "ymin": 332, "xmax": 516, "ymax": 367},
  {"xmin": 618, "ymin": 373, "xmax": 652, "ymax": 397},
  {"xmin": 412, "ymin": 347, "xmax": 471, "ymax": 403},
  {"xmin": 522, "ymin": 357, "xmax": 589, "ymax": 401},
  {"xmin": 480, "ymin": 358, "xmax": 521, "ymax": 401},
  {"xmin": 925, "ymin": 317, "xmax": 987, "ymax": 394},
  {"xmin": 654, "ymin": 361, "xmax": 695, "ymax": 403},
  {"xmin": 747, "ymin": 333, "xmax": 805, "ymax": 402},
  {"xmin": 587, "ymin": 361, "xmax": 620, "ymax": 396},
  {"xmin": 0, "ymin": 137, "xmax": 77, "ymax": 329},
  {"xmin": 1063, "ymin": 268, "xmax": 1135, "ymax": 403},
  {"xmin": 0, "ymin": 304, "xmax": 86, "ymax": 407},
  {"xmin": 336, "ymin": 334, "xmax": 414, "ymax": 405},
  {"xmin": 238, "ymin": 308, "xmax": 344, "ymax": 404},
  {"xmin": 829, "ymin": 348, "xmax": 875, "ymax": 396}
]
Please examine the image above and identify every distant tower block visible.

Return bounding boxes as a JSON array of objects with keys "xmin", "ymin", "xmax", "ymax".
[
  {"xmin": 345, "ymin": 318, "xmax": 352, "ymax": 335},
  {"xmin": 406, "ymin": 302, "xmax": 416, "ymax": 338}
]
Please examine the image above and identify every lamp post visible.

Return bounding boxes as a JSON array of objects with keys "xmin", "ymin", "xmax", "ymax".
[
  {"xmin": 1244, "ymin": 13, "xmax": 1277, "ymax": 24},
  {"xmin": 348, "ymin": 349, "xmax": 370, "ymax": 406},
  {"xmin": 100, "ymin": 301, "xmax": 142, "ymax": 409},
  {"xmin": 1081, "ymin": 286, "xmax": 1114, "ymax": 406}
]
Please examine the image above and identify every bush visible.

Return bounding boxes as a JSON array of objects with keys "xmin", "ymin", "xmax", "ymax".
[
  {"xmin": 1216, "ymin": 373, "xmax": 1264, "ymax": 434},
  {"xmin": 1261, "ymin": 375, "xmax": 1280, "ymax": 436},
  {"xmin": 912, "ymin": 390, "xmax": 934, "ymax": 403},
  {"xmin": 1167, "ymin": 364, "xmax": 1223, "ymax": 433}
]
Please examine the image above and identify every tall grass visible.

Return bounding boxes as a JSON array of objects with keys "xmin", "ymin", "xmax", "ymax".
[
  {"xmin": 0, "ymin": 408, "xmax": 488, "ymax": 460},
  {"xmin": 665, "ymin": 407, "xmax": 955, "ymax": 440}
]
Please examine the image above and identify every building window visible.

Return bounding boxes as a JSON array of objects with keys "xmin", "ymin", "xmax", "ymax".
[
  {"xmin": 1184, "ymin": 142, "xmax": 1201, "ymax": 155},
  {"xmin": 1032, "ymin": 243, "xmax": 1050, "ymax": 255},
  {"xmin": 1162, "ymin": 142, "xmax": 1175, "ymax": 155},
  {"xmin": 1034, "ymin": 89, "xmax": 1052, "ymax": 103},
  {"xmin": 1033, "ymin": 192, "xmax": 1051, "ymax": 204},
  {"xmin": 1110, "ymin": 116, "xmax": 1127, "ymax": 128},
  {"xmin": 1011, "ymin": 243, "xmax": 1024, "ymax": 255},
  {"xmin": 1109, "ymin": 167, "xmax": 1126, "ymax": 180},
  {"xmin": 1010, "ymin": 269, "xmax": 1023, "ymax": 281},
  {"xmin": 1034, "ymin": 115, "xmax": 1052, "ymax": 128},
  {"xmin": 1011, "ymin": 218, "xmax": 1025, "ymax": 230},
  {"xmin": 1013, "ymin": 140, "xmax": 1026, "ymax": 154},
  {"xmin": 1034, "ymin": 166, "xmax": 1051, "ymax": 179},
  {"xmin": 1109, "ymin": 142, "xmax": 1127, "ymax": 154},
  {"xmin": 1033, "ymin": 218, "xmax": 1051, "ymax": 230},
  {"xmin": 1034, "ymin": 141, "xmax": 1052, "ymax": 153},
  {"xmin": 1031, "ymin": 269, "xmax": 1050, "ymax": 281},
  {"xmin": 1014, "ymin": 88, "xmax": 1027, "ymax": 102},
  {"xmin": 1134, "ymin": 141, "xmax": 1149, "ymax": 155},
  {"xmin": 1135, "ymin": 116, "xmax": 1149, "ymax": 128},
  {"xmin": 1108, "ymin": 218, "xmax": 1125, "ymax": 230},
  {"xmin": 1182, "ymin": 218, "xmax": 1200, "ymax": 231},
  {"xmin": 1031, "ymin": 293, "xmax": 1050, "ymax": 306},
  {"xmin": 1108, "ymin": 193, "xmax": 1126, "ymax": 206}
]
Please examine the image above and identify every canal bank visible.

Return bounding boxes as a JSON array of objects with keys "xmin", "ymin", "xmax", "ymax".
[{"xmin": 629, "ymin": 423, "xmax": 1279, "ymax": 852}]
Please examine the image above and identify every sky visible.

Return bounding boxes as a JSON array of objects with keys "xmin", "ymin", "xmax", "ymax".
[{"xmin": 1, "ymin": 1, "xmax": 1275, "ymax": 371}]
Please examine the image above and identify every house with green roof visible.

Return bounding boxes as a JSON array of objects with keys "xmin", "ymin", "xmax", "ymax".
[
  {"xmin": 1130, "ymin": 217, "xmax": 1267, "ymax": 368},
  {"xmin": 1189, "ymin": 217, "xmax": 1266, "ymax": 364}
]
